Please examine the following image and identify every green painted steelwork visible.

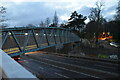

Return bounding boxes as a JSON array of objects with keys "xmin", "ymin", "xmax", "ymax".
[{"xmin": 1, "ymin": 27, "xmax": 80, "ymax": 57}]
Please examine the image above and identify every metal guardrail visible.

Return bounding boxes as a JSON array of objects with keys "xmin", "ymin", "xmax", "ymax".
[{"xmin": 0, "ymin": 49, "xmax": 38, "ymax": 79}]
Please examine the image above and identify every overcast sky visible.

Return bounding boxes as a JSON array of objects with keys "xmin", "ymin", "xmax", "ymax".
[{"xmin": 1, "ymin": 0, "xmax": 118, "ymax": 27}]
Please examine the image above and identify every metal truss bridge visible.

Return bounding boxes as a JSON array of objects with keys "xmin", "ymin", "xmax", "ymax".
[{"xmin": 1, "ymin": 27, "xmax": 80, "ymax": 57}]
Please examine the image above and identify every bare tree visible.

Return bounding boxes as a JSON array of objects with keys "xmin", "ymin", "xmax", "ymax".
[
  {"xmin": 39, "ymin": 20, "xmax": 44, "ymax": 27},
  {"xmin": 88, "ymin": 1, "xmax": 104, "ymax": 44},
  {"xmin": 0, "ymin": 6, "xmax": 7, "ymax": 28},
  {"xmin": 115, "ymin": 0, "xmax": 120, "ymax": 20},
  {"xmin": 53, "ymin": 11, "xmax": 58, "ymax": 27},
  {"xmin": 45, "ymin": 17, "xmax": 50, "ymax": 27},
  {"xmin": 88, "ymin": 1, "xmax": 104, "ymax": 23}
]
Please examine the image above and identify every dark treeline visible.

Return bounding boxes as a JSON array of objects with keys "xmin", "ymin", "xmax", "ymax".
[{"xmin": 61, "ymin": 1, "xmax": 120, "ymax": 43}]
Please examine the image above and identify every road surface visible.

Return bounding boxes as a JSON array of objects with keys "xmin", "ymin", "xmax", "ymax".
[{"xmin": 20, "ymin": 51, "xmax": 119, "ymax": 80}]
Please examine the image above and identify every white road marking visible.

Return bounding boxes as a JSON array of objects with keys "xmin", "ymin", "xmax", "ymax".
[
  {"xmin": 39, "ymin": 66, "xmax": 44, "ymax": 70},
  {"xmin": 23, "ymin": 60, "xmax": 29, "ymax": 63},
  {"xmin": 54, "ymin": 72, "xmax": 69, "ymax": 78},
  {"xmin": 35, "ymin": 57, "xmax": 119, "ymax": 76},
  {"xmin": 24, "ymin": 55, "xmax": 119, "ymax": 77},
  {"xmin": 31, "ymin": 58, "xmax": 101, "ymax": 79}
]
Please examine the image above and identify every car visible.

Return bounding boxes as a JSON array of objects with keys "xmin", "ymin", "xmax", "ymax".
[
  {"xmin": 109, "ymin": 55, "xmax": 118, "ymax": 60},
  {"xmin": 12, "ymin": 55, "xmax": 21, "ymax": 63},
  {"xmin": 110, "ymin": 42, "xmax": 120, "ymax": 48}
]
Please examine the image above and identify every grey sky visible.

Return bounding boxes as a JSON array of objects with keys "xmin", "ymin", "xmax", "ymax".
[{"xmin": 1, "ymin": 0, "xmax": 118, "ymax": 27}]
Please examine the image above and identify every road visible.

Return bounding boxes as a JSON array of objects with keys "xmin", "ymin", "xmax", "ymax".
[
  {"xmin": 20, "ymin": 51, "xmax": 119, "ymax": 80},
  {"xmin": 20, "ymin": 57, "xmax": 93, "ymax": 79}
]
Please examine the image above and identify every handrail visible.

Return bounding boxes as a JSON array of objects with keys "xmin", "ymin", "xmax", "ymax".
[
  {"xmin": 1, "ymin": 27, "xmax": 69, "ymax": 31},
  {"xmin": 0, "ymin": 49, "xmax": 38, "ymax": 79}
]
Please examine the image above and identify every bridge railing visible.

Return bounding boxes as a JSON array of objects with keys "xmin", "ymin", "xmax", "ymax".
[{"xmin": 0, "ymin": 49, "xmax": 38, "ymax": 79}]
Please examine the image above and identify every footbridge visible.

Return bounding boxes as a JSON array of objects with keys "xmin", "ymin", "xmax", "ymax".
[
  {"xmin": 0, "ymin": 27, "xmax": 80, "ymax": 79},
  {"xmin": 1, "ymin": 27, "xmax": 80, "ymax": 57}
]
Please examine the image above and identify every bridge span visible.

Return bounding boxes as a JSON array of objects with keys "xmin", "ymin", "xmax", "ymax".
[{"xmin": 1, "ymin": 27, "xmax": 80, "ymax": 57}]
